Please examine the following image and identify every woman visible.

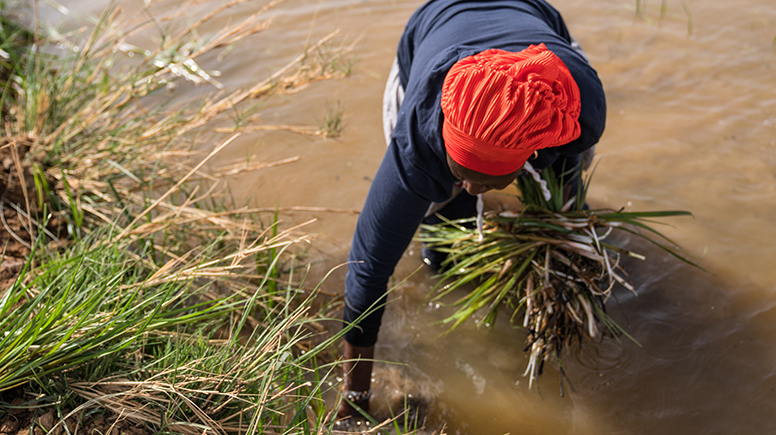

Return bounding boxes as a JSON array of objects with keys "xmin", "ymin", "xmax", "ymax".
[{"xmin": 338, "ymin": 0, "xmax": 606, "ymax": 419}]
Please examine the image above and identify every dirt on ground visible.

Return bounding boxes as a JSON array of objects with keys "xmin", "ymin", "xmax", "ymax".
[
  {"xmin": 0, "ymin": 138, "xmax": 137, "ymax": 435},
  {"xmin": 0, "ymin": 136, "xmax": 33, "ymax": 289},
  {"xmin": 0, "ymin": 135, "xmax": 65, "ymax": 291},
  {"xmin": 0, "ymin": 387, "xmax": 151, "ymax": 435}
]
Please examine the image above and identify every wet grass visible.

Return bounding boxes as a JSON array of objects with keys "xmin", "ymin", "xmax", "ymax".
[
  {"xmin": 632, "ymin": 0, "xmax": 693, "ymax": 35},
  {"xmin": 320, "ymin": 100, "xmax": 346, "ymax": 138}
]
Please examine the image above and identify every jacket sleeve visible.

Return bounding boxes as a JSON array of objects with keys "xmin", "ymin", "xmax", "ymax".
[{"xmin": 342, "ymin": 142, "xmax": 434, "ymax": 347}]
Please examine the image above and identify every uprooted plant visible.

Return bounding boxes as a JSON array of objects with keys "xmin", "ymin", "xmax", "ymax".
[{"xmin": 420, "ymin": 166, "xmax": 701, "ymax": 391}]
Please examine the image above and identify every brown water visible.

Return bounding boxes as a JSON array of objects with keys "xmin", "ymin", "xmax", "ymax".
[{"xmin": 41, "ymin": 0, "xmax": 776, "ymax": 433}]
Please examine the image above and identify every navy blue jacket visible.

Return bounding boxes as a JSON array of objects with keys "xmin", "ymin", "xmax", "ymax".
[{"xmin": 344, "ymin": 0, "xmax": 606, "ymax": 347}]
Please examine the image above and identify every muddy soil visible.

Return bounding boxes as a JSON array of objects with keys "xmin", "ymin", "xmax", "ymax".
[
  {"xmin": 0, "ymin": 136, "xmax": 38, "ymax": 291},
  {"xmin": 0, "ymin": 388, "xmax": 150, "ymax": 435}
]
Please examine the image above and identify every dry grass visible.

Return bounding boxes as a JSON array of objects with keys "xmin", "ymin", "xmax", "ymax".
[{"xmin": 2, "ymin": 0, "xmax": 354, "ymax": 246}]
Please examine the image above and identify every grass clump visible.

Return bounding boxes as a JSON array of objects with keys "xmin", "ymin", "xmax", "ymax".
[
  {"xmin": 420, "ymin": 166, "xmax": 700, "ymax": 391},
  {"xmin": 320, "ymin": 100, "xmax": 345, "ymax": 138},
  {"xmin": 0, "ymin": 220, "xmax": 347, "ymax": 434}
]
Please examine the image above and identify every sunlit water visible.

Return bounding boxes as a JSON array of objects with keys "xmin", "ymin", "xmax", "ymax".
[{"xmin": 37, "ymin": 0, "xmax": 776, "ymax": 433}]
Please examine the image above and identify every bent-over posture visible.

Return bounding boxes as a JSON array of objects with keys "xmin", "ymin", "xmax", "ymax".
[{"xmin": 339, "ymin": 0, "xmax": 606, "ymax": 419}]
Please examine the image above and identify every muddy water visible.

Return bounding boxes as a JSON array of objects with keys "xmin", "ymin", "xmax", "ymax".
[{"xmin": 43, "ymin": 0, "xmax": 776, "ymax": 433}]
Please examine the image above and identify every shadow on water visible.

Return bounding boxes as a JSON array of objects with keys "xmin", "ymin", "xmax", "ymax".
[{"xmin": 566, "ymin": 236, "xmax": 776, "ymax": 435}]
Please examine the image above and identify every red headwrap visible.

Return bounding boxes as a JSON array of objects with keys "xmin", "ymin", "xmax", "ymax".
[{"xmin": 441, "ymin": 44, "xmax": 582, "ymax": 176}]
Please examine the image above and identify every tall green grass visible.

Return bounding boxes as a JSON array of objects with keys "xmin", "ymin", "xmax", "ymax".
[{"xmin": 0, "ymin": 217, "xmax": 352, "ymax": 434}]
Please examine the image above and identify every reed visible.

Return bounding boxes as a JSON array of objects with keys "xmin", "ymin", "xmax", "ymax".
[
  {"xmin": 420, "ymin": 166, "xmax": 700, "ymax": 391},
  {"xmin": 320, "ymin": 100, "xmax": 346, "ymax": 138}
]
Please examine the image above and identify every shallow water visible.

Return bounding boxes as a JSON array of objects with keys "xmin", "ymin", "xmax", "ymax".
[{"xmin": 40, "ymin": 0, "xmax": 776, "ymax": 433}]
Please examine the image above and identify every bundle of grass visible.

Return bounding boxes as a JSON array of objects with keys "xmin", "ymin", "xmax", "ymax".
[{"xmin": 419, "ymin": 167, "xmax": 699, "ymax": 390}]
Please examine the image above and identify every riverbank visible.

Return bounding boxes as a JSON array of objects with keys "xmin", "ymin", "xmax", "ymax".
[{"xmin": 0, "ymin": 2, "xmax": 409, "ymax": 434}]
